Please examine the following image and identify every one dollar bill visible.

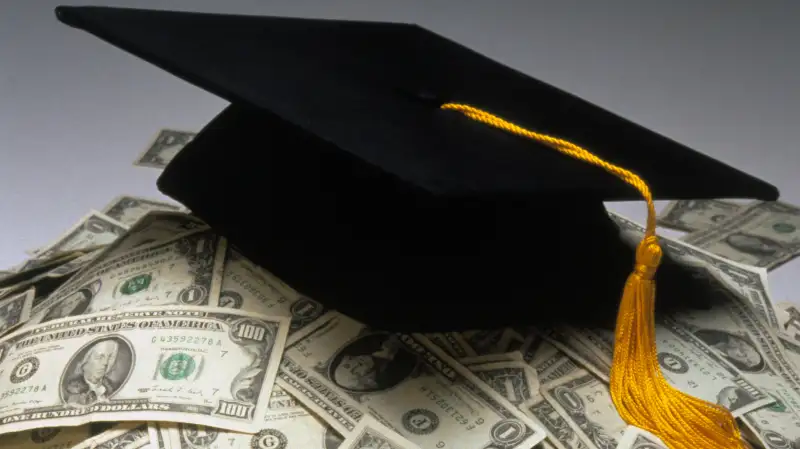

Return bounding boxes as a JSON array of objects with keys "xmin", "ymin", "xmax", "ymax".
[
  {"xmin": 277, "ymin": 312, "xmax": 548, "ymax": 449},
  {"xmin": 0, "ymin": 306, "xmax": 289, "ymax": 435}
]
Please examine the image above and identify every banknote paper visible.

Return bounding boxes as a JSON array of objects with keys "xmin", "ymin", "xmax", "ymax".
[
  {"xmin": 161, "ymin": 385, "xmax": 342, "ymax": 449},
  {"xmin": 29, "ymin": 211, "xmax": 128, "ymax": 260},
  {"xmin": 538, "ymin": 353, "xmax": 580, "ymax": 387},
  {"xmin": 566, "ymin": 319, "xmax": 774, "ymax": 417},
  {"xmin": 0, "ymin": 422, "xmax": 148, "ymax": 449},
  {"xmin": 277, "ymin": 312, "xmax": 547, "ymax": 448},
  {"xmin": 460, "ymin": 328, "xmax": 526, "ymax": 356},
  {"xmin": 534, "ymin": 327, "xmax": 610, "ymax": 383},
  {"xmin": 673, "ymin": 293, "xmax": 800, "ymax": 449},
  {"xmin": 777, "ymin": 302, "xmax": 800, "ymax": 342},
  {"xmin": 616, "ymin": 426, "xmax": 667, "ymax": 449},
  {"xmin": 656, "ymin": 199, "xmax": 744, "ymax": 232},
  {"xmin": 522, "ymin": 395, "xmax": 588, "ymax": 449},
  {"xmin": 0, "ymin": 289, "xmax": 33, "ymax": 337},
  {"xmin": 611, "ymin": 212, "xmax": 781, "ymax": 329},
  {"xmin": 529, "ymin": 341, "xmax": 562, "ymax": 375},
  {"xmin": 26, "ymin": 229, "xmax": 226, "ymax": 327},
  {"xmin": 135, "ymin": 129, "xmax": 196, "ymax": 169},
  {"xmin": 423, "ymin": 333, "xmax": 475, "ymax": 358},
  {"xmin": 467, "ymin": 361, "xmax": 540, "ymax": 406},
  {"xmin": 219, "ymin": 248, "xmax": 329, "ymax": 340},
  {"xmin": 102, "ymin": 195, "xmax": 183, "ymax": 227},
  {"xmin": 683, "ymin": 201, "xmax": 800, "ymax": 269},
  {"xmin": 0, "ymin": 306, "xmax": 289, "ymax": 435},
  {"xmin": 459, "ymin": 352, "xmax": 524, "ymax": 366},
  {"xmin": 336, "ymin": 416, "xmax": 422, "ymax": 449},
  {"xmin": 540, "ymin": 369, "xmax": 625, "ymax": 449}
]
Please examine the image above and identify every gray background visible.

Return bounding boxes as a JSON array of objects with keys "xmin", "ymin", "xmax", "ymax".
[{"xmin": 1, "ymin": 1, "xmax": 798, "ymax": 304}]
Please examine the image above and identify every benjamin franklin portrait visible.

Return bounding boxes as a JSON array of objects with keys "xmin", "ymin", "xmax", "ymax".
[
  {"xmin": 328, "ymin": 333, "xmax": 418, "ymax": 393},
  {"xmin": 694, "ymin": 329, "xmax": 765, "ymax": 373},
  {"xmin": 60, "ymin": 336, "xmax": 134, "ymax": 407}
]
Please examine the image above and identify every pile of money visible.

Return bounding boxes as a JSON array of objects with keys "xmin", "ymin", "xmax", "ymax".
[{"xmin": 0, "ymin": 130, "xmax": 799, "ymax": 449}]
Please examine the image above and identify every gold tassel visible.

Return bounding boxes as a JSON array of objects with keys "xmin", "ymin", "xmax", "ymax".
[{"xmin": 441, "ymin": 103, "xmax": 746, "ymax": 449}]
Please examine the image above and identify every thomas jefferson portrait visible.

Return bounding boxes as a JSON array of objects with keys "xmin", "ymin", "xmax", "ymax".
[
  {"xmin": 42, "ymin": 279, "xmax": 101, "ymax": 323},
  {"xmin": 694, "ymin": 329, "xmax": 765, "ymax": 373},
  {"xmin": 328, "ymin": 333, "xmax": 418, "ymax": 393},
  {"xmin": 60, "ymin": 336, "xmax": 134, "ymax": 407},
  {"xmin": 724, "ymin": 232, "xmax": 785, "ymax": 257}
]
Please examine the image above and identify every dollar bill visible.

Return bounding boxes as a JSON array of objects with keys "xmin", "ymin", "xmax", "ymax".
[
  {"xmin": 0, "ymin": 422, "xmax": 149, "ymax": 449},
  {"xmin": 460, "ymin": 352, "xmax": 524, "ymax": 366},
  {"xmin": 611, "ymin": 212, "xmax": 781, "ymax": 329},
  {"xmin": 0, "ymin": 289, "xmax": 34, "ymax": 337},
  {"xmin": 218, "ymin": 248, "xmax": 329, "ymax": 340},
  {"xmin": 522, "ymin": 395, "xmax": 589, "ymax": 449},
  {"xmin": 616, "ymin": 426, "xmax": 668, "ymax": 449},
  {"xmin": 160, "ymin": 385, "xmax": 343, "ymax": 449},
  {"xmin": 529, "ymin": 341, "xmax": 562, "ymax": 376},
  {"xmin": 27, "ymin": 229, "xmax": 226, "ymax": 326},
  {"xmin": 657, "ymin": 199, "xmax": 744, "ymax": 232},
  {"xmin": 540, "ymin": 369, "xmax": 625, "ymax": 449},
  {"xmin": 777, "ymin": 302, "xmax": 800, "ymax": 342},
  {"xmin": 102, "ymin": 195, "xmax": 183, "ymax": 227},
  {"xmin": 467, "ymin": 361, "xmax": 540, "ymax": 406},
  {"xmin": 460, "ymin": 328, "xmax": 526, "ymax": 356},
  {"xmin": 337, "ymin": 416, "xmax": 421, "ymax": 449},
  {"xmin": 673, "ymin": 291, "xmax": 800, "ymax": 449},
  {"xmin": 277, "ymin": 312, "xmax": 547, "ymax": 448},
  {"xmin": 0, "ymin": 306, "xmax": 289, "ymax": 435},
  {"xmin": 537, "ymin": 352, "xmax": 580, "ymax": 388},
  {"xmin": 29, "ymin": 211, "xmax": 128, "ymax": 260},
  {"xmin": 683, "ymin": 201, "xmax": 800, "ymax": 269},
  {"xmin": 135, "ymin": 129, "xmax": 196, "ymax": 169},
  {"xmin": 566, "ymin": 319, "xmax": 774, "ymax": 417},
  {"xmin": 534, "ymin": 327, "xmax": 610, "ymax": 383},
  {"xmin": 424, "ymin": 333, "xmax": 476, "ymax": 358}
]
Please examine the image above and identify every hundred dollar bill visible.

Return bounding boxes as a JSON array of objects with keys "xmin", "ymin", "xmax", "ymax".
[
  {"xmin": 566, "ymin": 319, "xmax": 773, "ymax": 417},
  {"xmin": 161, "ymin": 385, "xmax": 343, "ymax": 449},
  {"xmin": 0, "ymin": 289, "xmax": 34, "ymax": 337},
  {"xmin": 102, "ymin": 195, "xmax": 183, "ymax": 227},
  {"xmin": 611, "ymin": 212, "xmax": 781, "ymax": 328},
  {"xmin": 135, "ymin": 129, "xmax": 196, "ymax": 169},
  {"xmin": 683, "ymin": 201, "xmax": 800, "ymax": 269},
  {"xmin": 218, "ymin": 248, "xmax": 329, "ymax": 340},
  {"xmin": 29, "ymin": 211, "xmax": 128, "ymax": 260},
  {"xmin": 28, "ymin": 229, "xmax": 226, "ymax": 326},
  {"xmin": 657, "ymin": 199, "xmax": 744, "ymax": 232},
  {"xmin": 540, "ymin": 369, "xmax": 625, "ymax": 449},
  {"xmin": 337, "ymin": 416, "xmax": 421, "ymax": 449},
  {"xmin": 616, "ymin": 426, "xmax": 668, "ymax": 449},
  {"xmin": 467, "ymin": 361, "xmax": 540, "ymax": 406},
  {"xmin": 0, "ymin": 306, "xmax": 289, "ymax": 435},
  {"xmin": 277, "ymin": 312, "xmax": 547, "ymax": 449},
  {"xmin": 521, "ymin": 395, "xmax": 588, "ymax": 449}
]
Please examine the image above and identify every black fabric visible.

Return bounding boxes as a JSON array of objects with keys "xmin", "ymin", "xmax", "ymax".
[
  {"xmin": 54, "ymin": 6, "xmax": 777, "ymax": 331},
  {"xmin": 55, "ymin": 6, "xmax": 778, "ymax": 201},
  {"xmin": 157, "ymin": 105, "xmax": 713, "ymax": 331}
]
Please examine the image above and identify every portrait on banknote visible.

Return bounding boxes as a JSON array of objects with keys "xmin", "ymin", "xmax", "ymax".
[
  {"xmin": 324, "ymin": 427, "xmax": 344, "ymax": 449},
  {"xmin": 724, "ymin": 232, "xmax": 786, "ymax": 258},
  {"xmin": 30, "ymin": 428, "xmax": 61, "ymax": 443},
  {"xmin": 60, "ymin": 336, "xmax": 134, "ymax": 406},
  {"xmin": 42, "ymin": 280, "xmax": 101, "ymax": 323},
  {"xmin": 328, "ymin": 333, "xmax": 418, "ymax": 392},
  {"xmin": 693, "ymin": 329, "xmax": 765, "ymax": 373},
  {"xmin": 179, "ymin": 424, "xmax": 220, "ymax": 448}
]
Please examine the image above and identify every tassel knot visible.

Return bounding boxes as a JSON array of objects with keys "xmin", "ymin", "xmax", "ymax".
[{"xmin": 634, "ymin": 236, "xmax": 662, "ymax": 280}]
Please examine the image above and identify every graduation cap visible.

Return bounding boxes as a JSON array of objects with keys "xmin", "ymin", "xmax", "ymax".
[
  {"xmin": 56, "ymin": 6, "xmax": 769, "ymax": 447},
  {"xmin": 53, "ymin": 6, "xmax": 778, "ymax": 332}
]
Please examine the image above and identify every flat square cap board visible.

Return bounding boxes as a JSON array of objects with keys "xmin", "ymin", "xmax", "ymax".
[{"xmin": 55, "ymin": 6, "xmax": 779, "ymax": 331}]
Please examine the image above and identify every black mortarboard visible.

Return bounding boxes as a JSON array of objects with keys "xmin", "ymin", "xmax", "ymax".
[{"xmin": 55, "ymin": 6, "xmax": 778, "ymax": 332}]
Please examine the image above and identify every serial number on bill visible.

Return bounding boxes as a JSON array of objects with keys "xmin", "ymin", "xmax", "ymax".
[
  {"xmin": 1, "ymin": 385, "xmax": 47, "ymax": 399},
  {"xmin": 151, "ymin": 335, "xmax": 222, "ymax": 346}
]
